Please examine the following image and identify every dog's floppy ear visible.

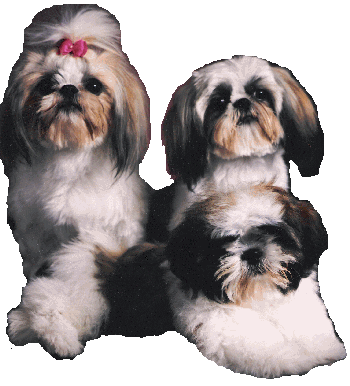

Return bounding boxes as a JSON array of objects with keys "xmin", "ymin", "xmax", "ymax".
[
  {"xmin": 0, "ymin": 94, "xmax": 32, "ymax": 176},
  {"xmin": 165, "ymin": 202, "xmax": 238, "ymax": 302},
  {"xmin": 110, "ymin": 66, "xmax": 150, "ymax": 175},
  {"xmin": 272, "ymin": 66, "xmax": 324, "ymax": 177},
  {"xmin": 162, "ymin": 78, "xmax": 208, "ymax": 189},
  {"xmin": 282, "ymin": 196, "xmax": 328, "ymax": 265}
]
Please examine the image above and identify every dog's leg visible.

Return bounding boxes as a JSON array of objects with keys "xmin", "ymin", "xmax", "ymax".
[{"xmin": 7, "ymin": 237, "xmax": 118, "ymax": 358}]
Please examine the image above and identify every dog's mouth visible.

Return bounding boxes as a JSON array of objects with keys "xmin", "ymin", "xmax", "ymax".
[
  {"xmin": 58, "ymin": 102, "xmax": 82, "ymax": 113},
  {"xmin": 237, "ymin": 114, "xmax": 257, "ymax": 126}
]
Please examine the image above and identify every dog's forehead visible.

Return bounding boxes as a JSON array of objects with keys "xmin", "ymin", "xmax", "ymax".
[
  {"xmin": 43, "ymin": 53, "xmax": 88, "ymax": 86},
  {"xmin": 57, "ymin": 65, "xmax": 84, "ymax": 87},
  {"xmin": 204, "ymin": 187, "xmax": 285, "ymax": 237},
  {"xmin": 194, "ymin": 57, "xmax": 275, "ymax": 94}
]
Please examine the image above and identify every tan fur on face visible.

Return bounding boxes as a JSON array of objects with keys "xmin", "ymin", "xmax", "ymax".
[
  {"xmin": 212, "ymin": 102, "xmax": 284, "ymax": 159},
  {"xmin": 21, "ymin": 47, "xmax": 148, "ymax": 152},
  {"xmin": 216, "ymin": 250, "xmax": 293, "ymax": 306},
  {"xmin": 23, "ymin": 85, "xmax": 113, "ymax": 149}
]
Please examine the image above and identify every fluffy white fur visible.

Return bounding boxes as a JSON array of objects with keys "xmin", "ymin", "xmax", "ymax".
[
  {"xmin": 9, "ymin": 236, "xmax": 111, "ymax": 357},
  {"xmin": 166, "ymin": 271, "xmax": 345, "ymax": 378},
  {"xmin": 164, "ymin": 186, "xmax": 346, "ymax": 378},
  {"xmin": 9, "ymin": 149, "xmax": 147, "ymax": 277},
  {"xmin": 1, "ymin": 5, "xmax": 149, "ymax": 357},
  {"xmin": 169, "ymin": 150, "xmax": 288, "ymax": 230}
]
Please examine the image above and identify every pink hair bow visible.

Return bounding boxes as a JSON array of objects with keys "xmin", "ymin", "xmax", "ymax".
[{"xmin": 58, "ymin": 39, "xmax": 88, "ymax": 57}]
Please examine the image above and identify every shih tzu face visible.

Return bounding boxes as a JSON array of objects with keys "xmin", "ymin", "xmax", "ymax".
[
  {"xmin": 166, "ymin": 184, "xmax": 327, "ymax": 305},
  {"xmin": 1, "ymin": 5, "xmax": 149, "ymax": 174},
  {"xmin": 162, "ymin": 56, "xmax": 323, "ymax": 187},
  {"xmin": 196, "ymin": 57, "xmax": 285, "ymax": 160},
  {"xmin": 21, "ymin": 52, "xmax": 113, "ymax": 149}
]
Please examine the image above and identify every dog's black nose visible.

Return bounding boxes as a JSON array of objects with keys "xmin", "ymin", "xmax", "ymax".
[
  {"xmin": 241, "ymin": 248, "xmax": 263, "ymax": 265},
  {"xmin": 233, "ymin": 98, "xmax": 251, "ymax": 112},
  {"xmin": 59, "ymin": 85, "xmax": 79, "ymax": 99}
]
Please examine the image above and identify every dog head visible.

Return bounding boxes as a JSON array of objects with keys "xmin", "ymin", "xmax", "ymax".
[
  {"xmin": 166, "ymin": 185, "xmax": 327, "ymax": 304},
  {"xmin": 0, "ymin": 5, "xmax": 149, "ymax": 175},
  {"xmin": 162, "ymin": 56, "xmax": 323, "ymax": 188}
]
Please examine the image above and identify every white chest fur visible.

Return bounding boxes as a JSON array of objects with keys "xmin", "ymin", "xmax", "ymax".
[
  {"xmin": 7, "ymin": 147, "xmax": 148, "ymax": 276},
  {"xmin": 11, "ymin": 149, "xmax": 145, "ymax": 223},
  {"xmin": 170, "ymin": 148, "xmax": 289, "ymax": 230}
]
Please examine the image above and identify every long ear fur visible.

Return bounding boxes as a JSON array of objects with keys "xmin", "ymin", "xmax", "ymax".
[
  {"xmin": 0, "ymin": 96, "xmax": 17, "ymax": 175},
  {"xmin": 162, "ymin": 78, "xmax": 208, "ymax": 189},
  {"xmin": 110, "ymin": 66, "xmax": 150, "ymax": 175},
  {"xmin": 0, "ymin": 91, "xmax": 32, "ymax": 176},
  {"xmin": 272, "ymin": 66, "xmax": 324, "ymax": 177},
  {"xmin": 282, "ymin": 196, "xmax": 328, "ymax": 265}
]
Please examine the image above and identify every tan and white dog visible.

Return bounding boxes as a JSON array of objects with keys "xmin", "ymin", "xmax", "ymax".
[{"xmin": 0, "ymin": 4, "xmax": 149, "ymax": 358}]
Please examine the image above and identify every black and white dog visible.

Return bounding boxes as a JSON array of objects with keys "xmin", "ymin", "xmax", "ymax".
[
  {"xmin": 164, "ymin": 184, "xmax": 345, "ymax": 377},
  {"xmin": 148, "ymin": 56, "xmax": 323, "ymax": 241}
]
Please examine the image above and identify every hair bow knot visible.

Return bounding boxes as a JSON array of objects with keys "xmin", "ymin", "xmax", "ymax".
[{"xmin": 58, "ymin": 39, "xmax": 88, "ymax": 57}]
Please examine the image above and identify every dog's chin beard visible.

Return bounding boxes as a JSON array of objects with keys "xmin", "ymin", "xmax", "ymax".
[
  {"xmin": 208, "ymin": 103, "xmax": 284, "ymax": 159},
  {"xmin": 216, "ymin": 264, "xmax": 292, "ymax": 306},
  {"xmin": 23, "ymin": 98, "xmax": 110, "ymax": 150},
  {"xmin": 43, "ymin": 113, "xmax": 108, "ymax": 150}
]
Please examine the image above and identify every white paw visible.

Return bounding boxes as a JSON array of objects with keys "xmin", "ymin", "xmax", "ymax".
[{"xmin": 8, "ymin": 306, "xmax": 84, "ymax": 358}]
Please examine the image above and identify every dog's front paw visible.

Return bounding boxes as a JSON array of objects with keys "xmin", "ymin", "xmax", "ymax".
[{"xmin": 8, "ymin": 306, "xmax": 84, "ymax": 358}]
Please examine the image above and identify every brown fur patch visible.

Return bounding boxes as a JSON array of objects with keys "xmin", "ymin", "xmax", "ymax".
[
  {"xmin": 95, "ymin": 50, "xmax": 150, "ymax": 158},
  {"xmin": 212, "ymin": 102, "xmax": 284, "ymax": 158},
  {"xmin": 186, "ymin": 190, "xmax": 237, "ymax": 222},
  {"xmin": 212, "ymin": 108, "xmax": 239, "ymax": 156},
  {"xmin": 94, "ymin": 244, "xmax": 129, "ymax": 278},
  {"xmin": 273, "ymin": 67, "xmax": 318, "ymax": 135}
]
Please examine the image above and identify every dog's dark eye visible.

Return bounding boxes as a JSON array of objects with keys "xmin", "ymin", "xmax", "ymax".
[
  {"xmin": 253, "ymin": 89, "xmax": 269, "ymax": 100},
  {"xmin": 84, "ymin": 78, "xmax": 103, "ymax": 95},
  {"xmin": 210, "ymin": 93, "xmax": 231, "ymax": 113},
  {"xmin": 218, "ymin": 97, "xmax": 229, "ymax": 105},
  {"xmin": 35, "ymin": 76, "xmax": 57, "ymax": 96},
  {"xmin": 251, "ymin": 88, "xmax": 275, "ymax": 111},
  {"xmin": 212, "ymin": 97, "xmax": 229, "ymax": 108},
  {"xmin": 252, "ymin": 89, "xmax": 274, "ymax": 105},
  {"xmin": 208, "ymin": 84, "xmax": 232, "ymax": 113}
]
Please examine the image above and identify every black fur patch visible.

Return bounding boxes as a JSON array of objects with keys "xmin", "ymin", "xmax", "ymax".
[
  {"xmin": 256, "ymin": 221, "xmax": 325, "ymax": 294},
  {"xmin": 166, "ymin": 212, "xmax": 238, "ymax": 302},
  {"xmin": 146, "ymin": 183, "xmax": 176, "ymax": 243},
  {"xmin": 35, "ymin": 260, "xmax": 52, "ymax": 278},
  {"xmin": 98, "ymin": 244, "xmax": 174, "ymax": 337}
]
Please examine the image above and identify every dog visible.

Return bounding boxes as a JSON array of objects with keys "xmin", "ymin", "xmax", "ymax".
[
  {"xmin": 147, "ymin": 56, "xmax": 324, "ymax": 242},
  {"xmin": 0, "ymin": 5, "xmax": 150, "ymax": 358},
  {"xmin": 163, "ymin": 184, "xmax": 346, "ymax": 377}
]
